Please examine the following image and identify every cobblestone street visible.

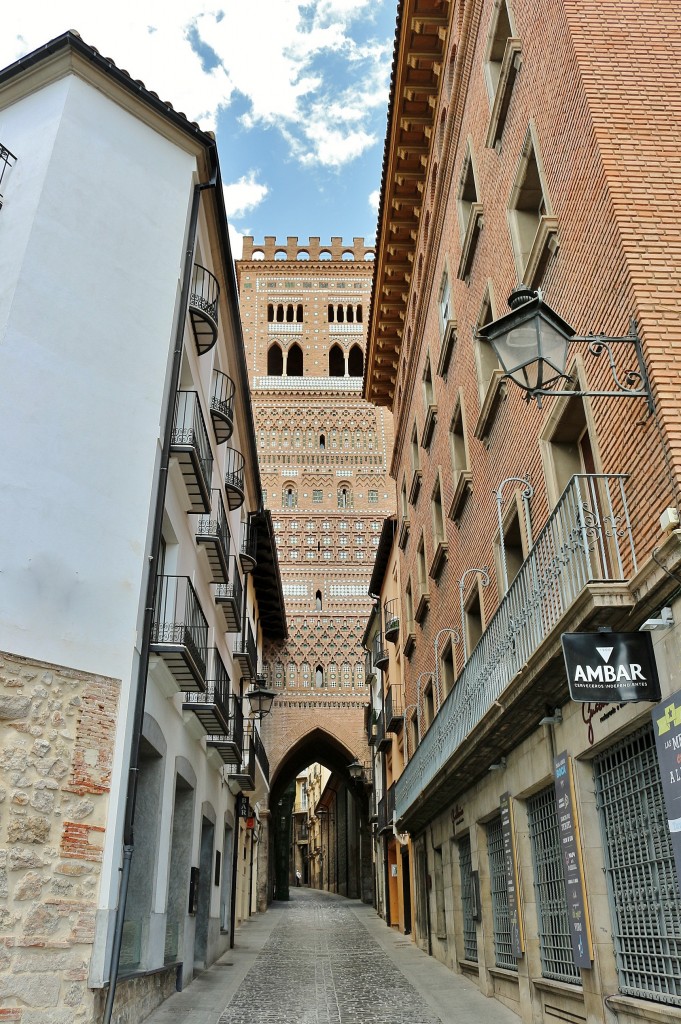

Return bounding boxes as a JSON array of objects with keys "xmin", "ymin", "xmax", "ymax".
[{"xmin": 144, "ymin": 889, "xmax": 519, "ymax": 1024}]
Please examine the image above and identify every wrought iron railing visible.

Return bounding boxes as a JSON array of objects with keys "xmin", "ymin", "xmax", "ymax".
[
  {"xmin": 375, "ymin": 710, "xmax": 385, "ymax": 747},
  {"xmin": 386, "ymin": 783, "xmax": 395, "ymax": 826},
  {"xmin": 377, "ymin": 793, "xmax": 387, "ymax": 832},
  {"xmin": 396, "ymin": 474, "xmax": 636, "ymax": 821},
  {"xmin": 385, "ymin": 685, "xmax": 403, "ymax": 730},
  {"xmin": 240, "ymin": 520, "xmax": 257, "ymax": 563},
  {"xmin": 0, "ymin": 145, "xmax": 16, "ymax": 208},
  {"xmin": 151, "ymin": 575, "xmax": 208, "ymax": 675},
  {"xmin": 234, "ymin": 620, "xmax": 257, "ymax": 670},
  {"xmin": 172, "ymin": 391, "xmax": 213, "ymax": 497},
  {"xmin": 372, "ymin": 632, "xmax": 388, "ymax": 669},
  {"xmin": 364, "ymin": 649, "xmax": 375, "ymax": 681},
  {"xmin": 384, "ymin": 599, "xmax": 400, "ymax": 640},
  {"xmin": 211, "ymin": 369, "xmax": 235, "ymax": 422},
  {"xmin": 183, "ymin": 647, "xmax": 230, "ymax": 718},
  {"xmin": 196, "ymin": 490, "xmax": 230, "ymax": 555},
  {"xmin": 252, "ymin": 724, "xmax": 270, "ymax": 784},
  {"xmin": 224, "ymin": 447, "xmax": 245, "ymax": 494},
  {"xmin": 190, "ymin": 264, "xmax": 219, "ymax": 325},
  {"xmin": 214, "ymin": 556, "xmax": 243, "ymax": 610}
]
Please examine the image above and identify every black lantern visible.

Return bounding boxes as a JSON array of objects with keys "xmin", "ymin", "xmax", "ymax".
[
  {"xmin": 477, "ymin": 286, "xmax": 653, "ymax": 411},
  {"xmin": 347, "ymin": 760, "xmax": 365, "ymax": 783},
  {"xmin": 244, "ymin": 684, "xmax": 276, "ymax": 720}
]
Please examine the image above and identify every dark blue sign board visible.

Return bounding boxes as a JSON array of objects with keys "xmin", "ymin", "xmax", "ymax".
[{"xmin": 554, "ymin": 752, "xmax": 593, "ymax": 968}]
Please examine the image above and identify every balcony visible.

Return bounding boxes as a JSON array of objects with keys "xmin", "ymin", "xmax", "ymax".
[
  {"xmin": 252, "ymin": 724, "xmax": 270, "ymax": 785},
  {"xmin": 224, "ymin": 448, "xmax": 245, "ymax": 510},
  {"xmin": 214, "ymin": 557, "xmax": 243, "ymax": 632},
  {"xmin": 171, "ymin": 391, "xmax": 213, "ymax": 513},
  {"xmin": 364, "ymin": 649, "xmax": 376, "ymax": 683},
  {"xmin": 150, "ymin": 576, "xmax": 208, "ymax": 691},
  {"xmin": 396, "ymin": 474, "xmax": 637, "ymax": 831},
  {"xmin": 233, "ymin": 621, "xmax": 257, "ymax": 680},
  {"xmin": 206, "ymin": 694, "xmax": 244, "ymax": 765},
  {"xmin": 189, "ymin": 264, "xmax": 219, "ymax": 355},
  {"xmin": 372, "ymin": 632, "xmax": 389, "ymax": 671},
  {"xmin": 210, "ymin": 370, "xmax": 235, "ymax": 444},
  {"xmin": 384, "ymin": 599, "xmax": 400, "ymax": 643},
  {"xmin": 387, "ymin": 783, "xmax": 395, "ymax": 828},
  {"xmin": 385, "ymin": 685, "xmax": 404, "ymax": 733},
  {"xmin": 366, "ymin": 705, "xmax": 377, "ymax": 746},
  {"xmin": 0, "ymin": 145, "xmax": 16, "ymax": 209},
  {"xmin": 228, "ymin": 730, "xmax": 256, "ymax": 792},
  {"xmin": 183, "ymin": 647, "xmax": 231, "ymax": 735},
  {"xmin": 195, "ymin": 490, "xmax": 230, "ymax": 584},
  {"xmin": 376, "ymin": 710, "xmax": 391, "ymax": 753},
  {"xmin": 239, "ymin": 519, "xmax": 258, "ymax": 573}
]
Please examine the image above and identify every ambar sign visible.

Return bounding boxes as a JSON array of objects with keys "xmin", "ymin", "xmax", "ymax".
[{"xmin": 561, "ymin": 631, "xmax": 661, "ymax": 703}]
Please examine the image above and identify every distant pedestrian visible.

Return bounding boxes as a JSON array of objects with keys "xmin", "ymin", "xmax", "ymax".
[{"xmin": 295, "ymin": 869, "xmax": 302, "ymax": 887}]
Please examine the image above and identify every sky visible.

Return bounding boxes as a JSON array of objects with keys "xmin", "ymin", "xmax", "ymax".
[{"xmin": 1, "ymin": 1, "xmax": 397, "ymax": 257}]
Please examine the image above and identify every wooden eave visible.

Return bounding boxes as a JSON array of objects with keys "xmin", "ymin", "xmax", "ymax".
[{"xmin": 365, "ymin": 0, "xmax": 450, "ymax": 408}]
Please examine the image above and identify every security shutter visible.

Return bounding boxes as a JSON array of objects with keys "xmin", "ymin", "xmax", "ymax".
[
  {"xmin": 594, "ymin": 724, "xmax": 681, "ymax": 1006},
  {"xmin": 487, "ymin": 815, "xmax": 517, "ymax": 970},
  {"xmin": 527, "ymin": 786, "xmax": 581, "ymax": 984},
  {"xmin": 459, "ymin": 834, "xmax": 478, "ymax": 962}
]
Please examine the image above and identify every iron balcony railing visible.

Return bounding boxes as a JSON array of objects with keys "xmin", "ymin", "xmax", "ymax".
[
  {"xmin": 233, "ymin": 620, "xmax": 257, "ymax": 678},
  {"xmin": 183, "ymin": 647, "xmax": 231, "ymax": 731},
  {"xmin": 384, "ymin": 599, "xmax": 400, "ymax": 642},
  {"xmin": 214, "ymin": 556, "xmax": 243, "ymax": 632},
  {"xmin": 387, "ymin": 783, "xmax": 395, "ymax": 826},
  {"xmin": 377, "ymin": 793, "xmax": 388, "ymax": 833},
  {"xmin": 375, "ymin": 710, "xmax": 388, "ymax": 750},
  {"xmin": 240, "ymin": 519, "xmax": 258, "ymax": 570},
  {"xmin": 189, "ymin": 264, "xmax": 219, "ymax": 354},
  {"xmin": 171, "ymin": 391, "xmax": 213, "ymax": 511},
  {"xmin": 196, "ymin": 489, "xmax": 230, "ymax": 583},
  {"xmin": 252, "ymin": 724, "xmax": 270, "ymax": 784},
  {"xmin": 205, "ymin": 694, "xmax": 245, "ymax": 765},
  {"xmin": 210, "ymin": 370, "xmax": 235, "ymax": 443},
  {"xmin": 385, "ymin": 685, "xmax": 404, "ymax": 733},
  {"xmin": 372, "ymin": 632, "xmax": 389, "ymax": 670},
  {"xmin": 224, "ymin": 447, "xmax": 245, "ymax": 510},
  {"xmin": 150, "ymin": 575, "xmax": 208, "ymax": 689},
  {"xmin": 396, "ymin": 473, "xmax": 637, "ymax": 821},
  {"xmin": 364, "ymin": 649, "xmax": 375, "ymax": 682},
  {"xmin": 0, "ymin": 145, "xmax": 16, "ymax": 208}
]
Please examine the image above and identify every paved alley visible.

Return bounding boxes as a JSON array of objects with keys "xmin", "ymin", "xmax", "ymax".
[{"xmin": 143, "ymin": 889, "xmax": 519, "ymax": 1024}]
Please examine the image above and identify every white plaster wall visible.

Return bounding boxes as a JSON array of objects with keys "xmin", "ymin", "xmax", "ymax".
[{"xmin": 0, "ymin": 75, "xmax": 195, "ymax": 685}]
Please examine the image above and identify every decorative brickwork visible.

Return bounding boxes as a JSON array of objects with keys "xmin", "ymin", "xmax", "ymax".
[
  {"xmin": 0, "ymin": 651, "xmax": 120, "ymax": 1021},
  {"xmin": 237, "ymin": 240, "xmax": 394, "ymax": 785}
]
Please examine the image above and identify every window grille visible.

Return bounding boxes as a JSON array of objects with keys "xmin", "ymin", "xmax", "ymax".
[
  {"xmin": 487, "ymin": 816, "xmax": 517, "ymax": 970},
  {"xmin": 594, "ymin": 725, "xmax": 681, "ymax": 1006},
  {"xmin": 527, "ymin": 787, "xmax": 581, "ymax": 984},
  {"xmin": 459, "ymin": 834, "xmax": 478, "ymax": 962}
]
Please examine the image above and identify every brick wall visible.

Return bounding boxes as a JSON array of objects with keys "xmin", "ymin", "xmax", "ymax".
[{"xmin": 0, "ymin": 651, "xmax": 120, "ymax": 1022}]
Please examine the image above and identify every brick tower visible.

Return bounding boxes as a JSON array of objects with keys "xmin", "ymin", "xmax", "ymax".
[{"xmin": 236, "ymin": 236, "xmax": 394, "ymax": 814}]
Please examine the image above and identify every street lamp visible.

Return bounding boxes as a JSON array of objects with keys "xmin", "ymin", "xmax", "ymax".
[
  {"xmin": 244, "ymin": 683, "xmax": 277, "ymax": 721},
  {"xmin": 477, "ymin": 286, "xmax": 653, "ymax": 411},
  {"xmin": 347, "ymin": 760, "xmax": 365, "ymax": 784}
]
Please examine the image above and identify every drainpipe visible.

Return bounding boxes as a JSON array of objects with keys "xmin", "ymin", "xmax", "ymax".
[
  {"xmin": 103, "ymin": 165, "xmax": 217, "ymax": 1024},
  {"xmin": 229, "ymin": 796, "xmax": 242, "ymax": 949}
]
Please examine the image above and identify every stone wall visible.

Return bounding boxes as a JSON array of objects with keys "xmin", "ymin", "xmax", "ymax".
[{"xmin": 0, "ymin": 651, "xmax": 120, "ymax": 1022}]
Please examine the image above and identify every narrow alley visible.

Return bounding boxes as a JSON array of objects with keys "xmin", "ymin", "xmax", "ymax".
[{"xmin": 143, "ymin": 889, "xmax": 518, "ymax": 1024}]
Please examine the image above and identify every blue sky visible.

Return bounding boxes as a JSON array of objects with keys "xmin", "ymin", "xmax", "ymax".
[{"xmin": 2, "ymin": 1, "xmax": 397, "ymax": 254}]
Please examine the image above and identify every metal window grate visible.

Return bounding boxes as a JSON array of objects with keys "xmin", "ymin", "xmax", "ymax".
[
  {"xmin": 594, "ymin": 724, "xmax": 681, "ymax": 1006},
  {"xmin": 487, "ymin": 815, "xmax": 517, "ymax": 970},
  {"xmin": 527, "ymin": 786, "xmax": 581, "ymax": 984},
  {"xmin": 459, "ymin": 834, "xmax": 478, "ymax": 962}
]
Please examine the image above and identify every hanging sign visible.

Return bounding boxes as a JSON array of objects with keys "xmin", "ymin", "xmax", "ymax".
[
  {"xmin": 499, "ymin": 792, "xmax": 524, "ymax": 958},
  {"xmin": 237, "ymin": 795, "xmax": 250, "ymax": 819},
  {"xmin": 653, "ymin": 689, "xmax": 681, "ymax": 890},
  {"xmin": 554, "ymin": 752, "xmax": 593, "ymax": 968},
  {"xmin": 561, "ymin": 631, "xmax": 661, "ymax": 703}
]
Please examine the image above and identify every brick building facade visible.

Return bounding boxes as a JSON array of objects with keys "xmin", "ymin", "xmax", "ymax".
[
  {"xmin": 364, "ymin": 2, "xmax": 681, "ymax": 1023},
  {"xmin": 236, "ymin": 238, "xmax": 394, "ymax": 901}
]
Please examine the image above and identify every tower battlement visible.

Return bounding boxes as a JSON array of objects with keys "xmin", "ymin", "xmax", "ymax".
[{"xmin": 241, "ymin": 236, "xmax": 375, "ymax": 263}]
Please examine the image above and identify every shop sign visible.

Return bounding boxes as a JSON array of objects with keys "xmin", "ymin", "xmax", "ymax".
[
  {"xmin": 554, "ymin": 752, "xmax": 593, "ymax": 968},
  {"xmin": 499, "ymin": 792, "xmax": 524, "ymax": 958},
  {"xmin": 653, "ymin": 690, "xmax": 681, "ymax": 889},
  {"xmin": 237, "ymin": 795, "xmax": 250, "ymax": 818},
  {"xmin": 561, "ymin": 631, "xmax": 661, "ymax": 703}
]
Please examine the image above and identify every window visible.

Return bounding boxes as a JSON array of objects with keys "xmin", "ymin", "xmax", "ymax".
[
  {"xmin": 348, "ymin": 344, "xmax": 363, "ymax": 377},
  {"xmin": 437, "ymin": 270, "xmax": 456, "ymax": 376},
  {"xmin": 267, "ymin": 303, "xmax": 274, "ymax": 322},
  {"xmin": 315, "ymin": 665, "xmax": 324, "ymax": 688},
  {"xmin": 484, "ymin": 0, "xmax": 513, "ymax": 99},
  {"xmin": 473, "ymin": 290, "xmax": 504, "ymax": 440},
  {"xmin": 487, "ymin": 816, "xmax": 517, "ymax": 971},
  {"xmin": 484, "ymin": 1, "xmax": 522, "ymax": 148},
  {"xmin": 423, "ymin": 678, "xmax": 435, "ymax": 731},
  {"xmin": 319, "ymin": 433, "xmax": 325, "ymax": 450},
  {"xmin": 312, "ymin": 489, "xmax": 323, "ymax": 503},
  {"xmin": 287, "ymin": 343, "xmax": 303, "ymax": 376},
  {"xmin": 329, "ymin": 344, "xmax": 345, "ymax": 377},
  {"xmin": 439, "ymin": 637, "xmax": 456, "ymax": 700},
  {"xmin": 296, "ymin": 304, "xmax": 303, "ymax": 322},
  {"xmin": 430, "ymin": 476, "xmax": 447, "ymax": 579},
  {"xmin": 415, "ymin": 536, "xmax": 429, "ymax": 623},
  {"xmin": 409, "ymin": 424, "xmax": 422, "ymax": 504},
  {"xmin": 315, "ymin": 590, "xmax": 322, "ymax": 610},
  {"xmin": 338, "ymin": 485, "xmax": 352, "ymax": 509},
  {"xmin": 404, "ymin": 581, "xmax": 415, "ymax": 655},
  {"xmin": 527, "ymin": 787, "xmax": 581, "ymax": 984},
  {"xmin": 368, "ymin": 489, "xmax": 378, "ymax": 503},
  {"xmin": 509, "ymin": 127, "xmax": 557, "ymax": 287},
  {"xmin": 463, "ymin": 583, "xmax": 484, "ymax": 660},
  {"xmin": 449, "ymin": 393, "xmax": 472, "ymax": 521},
  {"xmin": 594, "ymin": 725, "xmax": 681, "ymax": 1005},
  {"xmin": 494, "ymin": 496, "xmax": 527, "ymax": 595},
  {"xmin": 458, "ymin": 835, "xmax": 478, "ymax": 962},
  {"xmin": 456, "ymin": 148, "xmax": 483, "ymax": 281},
  {"xmin": 283, "ymin": 485, "xmax": 297, "ymax": 508},
  {"xmin": 422, "ymin": 357, "xmax": 437, "ymax": 447},
  {"xmin": 540, "ymin": 392, "xmax": 597, "ymax": 507},
  {"xmin": 267, "ymin": 343, "xmax": 284, "ymax": 376},
  {"xmin": 433, "ymin": 846, "xmax": 447, "ymax": 939}
]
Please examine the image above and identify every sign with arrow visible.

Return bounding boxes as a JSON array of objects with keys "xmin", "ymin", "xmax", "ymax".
[{"xmin": 561, "ymin": 632, "xmax": 661, "ymax": 703}]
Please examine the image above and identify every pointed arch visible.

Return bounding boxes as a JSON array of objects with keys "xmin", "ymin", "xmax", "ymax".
[
  {"xmin": 329, "ymin": 343, "xmax": 344, "ymax": 377},
  {"xmin": 287, "ymin": 343, "xmax": 303, "ymax": 376},
  {"xmin": 267, "ymin": 343, "xmax": 284, "ymax": 376},
  {"xmin": 348, "ymin": 344, "xmax": 363, "ymax": 377}
]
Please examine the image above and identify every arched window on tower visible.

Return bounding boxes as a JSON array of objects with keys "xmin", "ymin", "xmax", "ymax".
[
  {"xmin": 287, "ymin": 342, "xmax": 303, "ymax": 376},
  {"xmin": 357, "ymin": 304, "xmax": 363, "ymax": 323},
  {"xmin": 338, "ymin": 485, "xmax": 352, "ymax": 509},
  {"xmin": 315, "ymin": 665, "xmax": 324, "ymax": 688},
  {"xmin": 296, "ymin": 304, "xmax": 303, "ymax": 322},
  {"xmin": 315, "ymin": 590, "xmax": 322, "ymax": 611},
  {"xmin": 319, "ymin": 433, "xmax": 325, "ymax": 450},
  {"xmin": 267, "ymin": 343, "xmax": 284, "ymax": 376},
  {"xmin": 276, "ymin": 304, "xmax": 284, "ymax": 322},
  {"xmin": 328, "ymin": 304, "xmax": 334, "ymax": 322},
  {"xmin": 348, "ymin": 344, "xmax": 363, "ymax": 377},
  {"xmin": 347, "ymin": 305, "xmax": 354, "ymax": 323},
  {"xmin": 283, "ymin": 485, "xmax": 297, "ymax": 508},
  {"xmin": 267, "ymin": 303, "xmax": 274, "ymax": 322},
  {"xmin": 337, "ymin": 304, "xmax": 345, "ymax": 323},
  {"xmin": 329, "ymin": 343, "xmax": 344, "ymax": 377}
]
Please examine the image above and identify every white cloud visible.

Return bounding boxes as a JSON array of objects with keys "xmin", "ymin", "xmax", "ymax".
[
  {"xmin": 223, "ymin": 172, "xmax": 269, "ymax": 220},
  {"xmin": 227, "ymin": 222, "xmax": 247, "ymax": 263},
  {"xmin": 1, "ymin": 1, "xmax": 393, "ymax": 166},
  {"xmin": 368, "ymin": 189, "xmax": 380, "ymax": 213}
]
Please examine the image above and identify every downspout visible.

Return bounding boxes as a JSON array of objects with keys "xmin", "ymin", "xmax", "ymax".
[
  {"xmin": 229, "ymin": 803, "xmax": 241, "ymax": 949},
  {"xmin": 103, "ymin": 164, "xmax": 217, "ymax": 1024}
]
